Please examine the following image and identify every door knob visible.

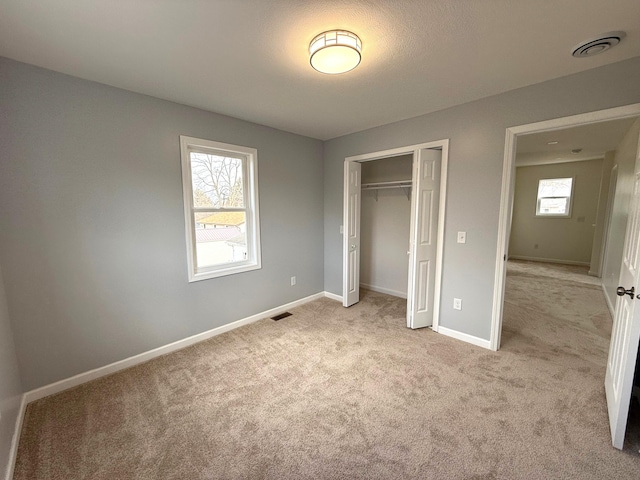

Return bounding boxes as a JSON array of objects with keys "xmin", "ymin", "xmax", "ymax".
[{"xmin": 616, "ymin": 286, "xmax": 635, "ymax": 299}]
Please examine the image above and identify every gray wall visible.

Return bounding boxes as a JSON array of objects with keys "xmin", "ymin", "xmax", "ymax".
[
  {"xmin": 0, "ymin": 57, "xmax": 324, "ymax": 390},
  {"xmin": 509, "ymin": 159, "xmax": 603, "ymax": 265},
  {"xmin": 324, "ymin": 57, "xmax": 640, "ymax": 341},
  {"xmin": 360, "ymin": 156, "xmax": 412, "ymax": 297},
  {"xmin": 602, "ymin": 119, "xmax": 640, "ymax": 308},
  {"xmin": 0, "ymin": 264, "xmax": 23, "ymax": 478}
]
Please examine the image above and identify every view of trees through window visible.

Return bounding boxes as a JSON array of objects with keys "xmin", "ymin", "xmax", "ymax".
[
  {"xmin": 190, "ymin": 152, "xmax": 247, "ymax": 268},
  {"xmin": 536, "ymin": 177, "xmax": 573, "ymax": 216},
  {"xmin": 191, "ymin": 152, "xmax": 244, "ymax": 208}
]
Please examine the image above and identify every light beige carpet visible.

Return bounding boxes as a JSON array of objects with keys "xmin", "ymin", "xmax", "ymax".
[{"xmin": 13, "ymin": 261, "xmax": 640, "ymax": 479}]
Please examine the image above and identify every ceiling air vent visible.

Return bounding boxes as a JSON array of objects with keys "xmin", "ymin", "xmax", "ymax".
[{"xmin": 572, "ymin": 31, "xmax": 626, "ymax": 58}]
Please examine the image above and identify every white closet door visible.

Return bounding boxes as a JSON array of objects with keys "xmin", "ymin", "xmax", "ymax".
[
  {"xmin": 407, "ymin": 149, "xmax": 441, "ymax": 328},
  {"xmin": 343, "ymin": 161, "xmax": 361, "ymax": 307}
]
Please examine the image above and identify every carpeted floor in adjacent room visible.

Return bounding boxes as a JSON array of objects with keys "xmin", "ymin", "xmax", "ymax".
[{"xmin": 13, "ymin": 261, "xmax": 640, "ymax": 479}]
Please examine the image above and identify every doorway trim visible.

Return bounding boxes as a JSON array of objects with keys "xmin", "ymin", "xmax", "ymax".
[
  {"xmin": 343, "ymin": 139, "xmax": 449, "ymax": 331},
  {"xmin": 490, "ymin": 103, "xmax": 640, "ymax": 351}
]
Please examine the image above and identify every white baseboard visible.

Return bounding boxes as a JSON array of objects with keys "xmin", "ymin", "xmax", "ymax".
[
  {"xmin": 602, "ymin": 284, "xmax": 615, "ymax": 317},
  {"xmin": 324, "ymin": 291, "xmax": 343, "ymax": 302},
  {"xmin": 4, "ymin": 395, "xmax": 26, "ymax": 480},
  {"xmin": 508, "ymin": 255, "xmax": 590, "ymax": 267},
  {"xmin": 437, "ymin": 326, "xmax": 492, "ymax": 350},
  {"xmin": 360, "ymin": 283, "xmax": 407, "ymax": 299},
  {"xmin": 6, "ymin": 289, "xmax": 352, "ymax": 477},
  {"xmin": 24, "ymin": 292, "xmax": 327, "ymax": 404}
]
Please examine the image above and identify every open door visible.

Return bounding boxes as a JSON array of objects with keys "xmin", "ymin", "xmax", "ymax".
[
  {"xmin": 407, "ymin": 148, "xmax": 441, "ymax": 329},
  {"xmin": 343, "ymin": 161, "xmax": 362, "ymax": 307},
  {"xmin": 605, "ymin": 132, "xmax": 640, "ymax": 449}
]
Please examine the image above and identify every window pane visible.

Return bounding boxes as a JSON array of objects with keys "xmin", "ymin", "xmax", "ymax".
[
  {"xmin": 538, "ymin": 178, "xmax": 572, "ymax": 198},
  {"xmin": 539, "ymin": 197, "xmax": 568, "ymax": 215},
  {"xmin": 190, "ymin": 152, "xmax": 244, "ymax": 208},
  {"xmin": 194, "ymin": 212, "xmax": 247, "ymax": 268}
]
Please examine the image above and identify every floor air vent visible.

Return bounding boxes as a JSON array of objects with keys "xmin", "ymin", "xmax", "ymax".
[{"xmin": 271, "ymin": 312, "xmax": 292, "ymax": 321}]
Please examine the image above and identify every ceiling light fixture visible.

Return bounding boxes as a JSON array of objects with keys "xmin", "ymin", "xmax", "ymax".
[
  {"xmin": 547, "ymin": 141, "xmax": 559, "ymax": 145},
  {"xmin": 309, "ymin": 30, "xmax": 362, "ymax": 74}
]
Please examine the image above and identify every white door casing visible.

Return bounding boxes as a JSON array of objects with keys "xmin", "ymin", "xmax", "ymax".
[
  {"xmin": 491, "ymin": 103, "xmax": 640, "ymax": 351},
  {"xmin": 407, "ymin": 149, "xmax": 442, "ymax": 329},
  {"xmin": 343, "ymin": 161, "xmax": 362, "ymax": 307},
  {"xmin": 605, "ymin": 130, "xmax": 640, "ymax": 450}
]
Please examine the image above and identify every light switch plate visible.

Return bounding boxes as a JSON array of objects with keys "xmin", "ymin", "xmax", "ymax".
[{"xmin": 457, "ymin": 231, "xmax": 466, "ymax": 244}]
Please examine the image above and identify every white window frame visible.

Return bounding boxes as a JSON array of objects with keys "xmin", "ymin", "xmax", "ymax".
[
  {"xmin": 535, "ymin": 177, "xmax": 574, "ymax": 218},
  {"xmin": 180, "ymin": 135, "xmax": 261, "ymax": 282}
]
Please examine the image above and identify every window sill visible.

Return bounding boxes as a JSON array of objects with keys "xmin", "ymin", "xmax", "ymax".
[{"xmin": 188, "ymin": 262, "xmax": 261, "ymax": 282}]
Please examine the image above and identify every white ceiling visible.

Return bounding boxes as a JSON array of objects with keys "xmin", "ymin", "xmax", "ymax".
[
  {"xmin": 0, "ymin": 0, "xmax": 638, "ymax": 140},
  {"xmin": 515, "ymin": 117, "xmax": 638, "ymax": 166}
]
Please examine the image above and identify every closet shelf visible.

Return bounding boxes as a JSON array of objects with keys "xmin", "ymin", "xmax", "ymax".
[
  {"xmin": 361, "ymin": 180, "xmax": 412, "ymax": 201},
  {"xmin": 361, "ymin": 180, "xmax": 412, "ymax": 190}
]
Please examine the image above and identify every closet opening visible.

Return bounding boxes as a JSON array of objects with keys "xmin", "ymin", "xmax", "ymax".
[
  {"xmin": 343, "ymin": 140, "xmax": 449, "ymax": 330},
  {"xmin": 360, "ymin": 155, "xmax": 413, "ymax": 303}
]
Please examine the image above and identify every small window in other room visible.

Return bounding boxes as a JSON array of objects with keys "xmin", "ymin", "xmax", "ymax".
[
  {"xmin": 180, "ymin": 136, "xmax": 261, "ymax": 282},
  {"xmin": 536, "ymin": 177, "xmax": 574, "ymax": 217}
]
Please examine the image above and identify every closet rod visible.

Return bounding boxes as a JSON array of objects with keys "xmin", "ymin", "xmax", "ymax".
[{"xmin": 362, "ymin": 180, "xmax": 412, "ymax": 201}]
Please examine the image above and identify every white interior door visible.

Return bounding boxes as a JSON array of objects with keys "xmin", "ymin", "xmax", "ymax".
[
  {"xmin": 605, "ymin": 133, "xmax": 640, "ymax": 449},
  {"xmin": 407, "ymin": 148, "xmax": 441, "ymax": 328},
  {"xmin": 343, "ymin": 161, "xmax": 362, "ymax": 307}
]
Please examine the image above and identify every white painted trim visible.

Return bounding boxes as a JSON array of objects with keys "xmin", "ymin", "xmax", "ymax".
[
  {"xmin": 5, "ymin": 394, "xmax": 26, "ymax": 480},
  {"xmin": 516, "ymin": 154, "xmax": 604, "ymax": 168},
  {"xmin": 437, "ymin": 326, "xmax": 491, "ymax": 350},
  {"xmin": 602, "ymin": 284, "xmax": 615, "ymax": 318},
  {"xmin": 345, "ymin": 142, "xmax": 442, "ymax": 163},
  {"xmin": 431, "ymin": 140, "xmax": 449, "ymax": 332},
  {"xmin": 360, "ymin": 283, "xmax": 407, "ymax": 299},
  {"xmin": 491, "ymin": 103, "xmax": 640, "ymax": 352},
  {"xmin": 508, "ymin": 255, "xmax": 590, "ymax": 267},
  {"xmin": 343, "ymin": 139, "xmax": 448, "ymax": 332},
  {"xmin": 23, "ymin": 292, "xmax": 325, "ymax": 403},
  {"xmin": 508, "ymin": 104, "xmax": 640, "ymax": 136},
  {"xmin": 490, "ymin": 126, "xmax": 517, "ymax": 351},
  {"xmin": 179, "ymin": 135, "xmax": 261, "ymax": 283},
  {"xmin": 324, "ymin": 291, "xmax": 343, "ymax": 302}
]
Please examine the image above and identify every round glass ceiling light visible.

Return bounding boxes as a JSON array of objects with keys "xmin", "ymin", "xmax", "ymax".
[{"xmin": 309, "ymin": 30, "xmax": 362, "ymax": 74}]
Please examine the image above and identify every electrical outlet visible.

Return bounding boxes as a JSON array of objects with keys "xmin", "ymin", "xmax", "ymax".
[
  {"xmin": 291, "ymin": 276, "xmax": 296, "ymax": 286},
  {"xmin": 453, "ymin": 298, "xmax": 462, "ymax": 310},
  {"xmin": 457, "ymin": 231, "xmax": 466, "ymax": 244}
]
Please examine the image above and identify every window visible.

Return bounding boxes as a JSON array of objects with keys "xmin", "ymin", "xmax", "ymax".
[
  {"xmin": 180, "ymin": 136, "xmax": 261, "ymax": 281},
  {"xmin": 536, "ymin": 177, "xmax": 573, "ymax": 217}
]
